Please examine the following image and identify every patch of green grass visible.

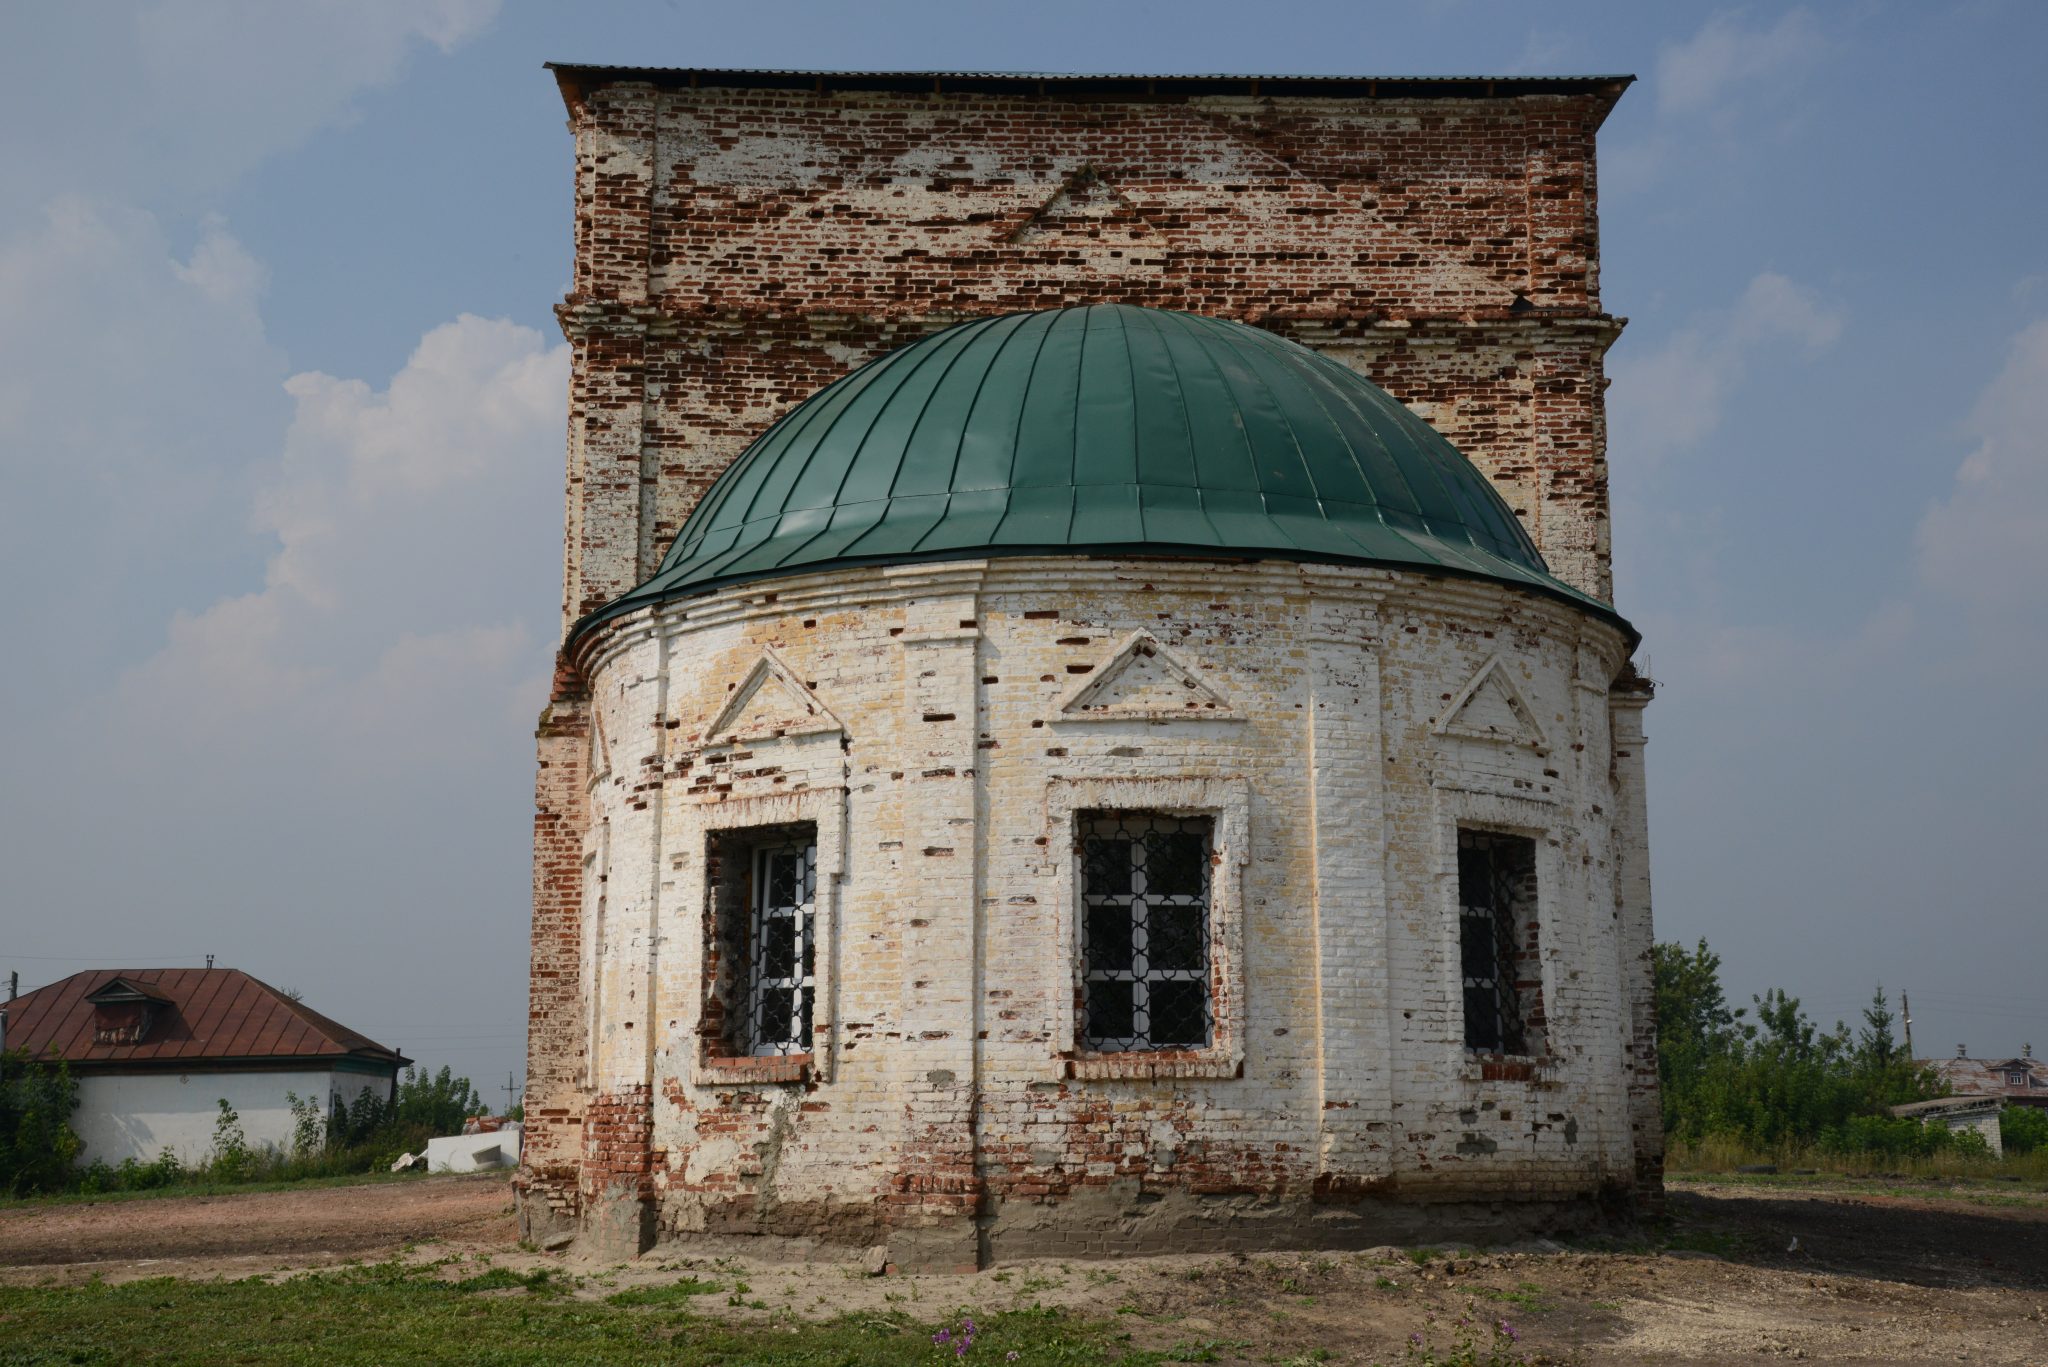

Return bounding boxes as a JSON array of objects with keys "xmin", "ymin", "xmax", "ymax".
[
  {"xmin": 1161, "ymin": 1338, "xmax": 1248, "ymax": 1363},
  {"xmin": 603, "ymin": 1275, "xmax": 722, "ymax": 1306},
  {"xmin": 1662, "ymin": 1222, "xmax": 1746, "ymax": 1258},
  {"xmin": 453, "ymin": 1266, "xmax": 562, "ymax": 1296},
  {"xmin": 1477, "ymin": 1281, "xmax": 1550, "ymax": 1313},
  {"xmin": 0, "ymin": 1264, "xmax": 1180, "ymax": 1365}
]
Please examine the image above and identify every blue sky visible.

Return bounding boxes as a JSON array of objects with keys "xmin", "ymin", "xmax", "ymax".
[{"xmin": 3, "ymin": 1, "xmax": 2043, "ymax": 1093}]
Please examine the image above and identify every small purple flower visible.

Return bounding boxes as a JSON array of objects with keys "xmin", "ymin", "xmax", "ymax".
[
  {"xmin": 1499, "ymin": 1319, "xmax": 1519, "ymax": 1342},
  {"xmin": 955, "ymin": 1344, "xmax": 967, "ymax": 1358},
  {"xmin": 934, "ymin": 1329, "xmax": 951, "ymax": 1345},
  {"xmin": 1006, "ymin": 1354, "xmax": 1020, "ymax": 1363},
  {"xmin": 1409, "ymin": 1332, "xmax": 1423, "ymax": 1346}
]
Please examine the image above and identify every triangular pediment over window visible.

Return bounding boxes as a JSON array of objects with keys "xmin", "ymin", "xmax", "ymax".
[
  {"xmin": 705, "ymin": 650, "xmax": 845, "ymax": 744},
  {"xmin": 1055, "ymin": 630, "xmax": 1240, "ymax": 721},
  {"xmin": 1433, "ymin": 657, "xmax": 1548, "ymax": 751}
]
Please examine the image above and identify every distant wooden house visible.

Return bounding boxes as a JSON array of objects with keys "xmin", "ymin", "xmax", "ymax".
[
  {"xmin": 1921, "ymin": 1049, "xmax": 2048, "ymax": 1110},
  {"xmin": 1, "ymin": 968, "xmax": 407, "ymax": 1166}
]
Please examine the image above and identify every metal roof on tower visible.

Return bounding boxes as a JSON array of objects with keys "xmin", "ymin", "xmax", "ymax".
[
  {"xmin": 574, "ymin": 306, "xmax": 1631, "ymax": 643},
  {"xmin": 545, "ymin": 65, "xmax": 1634, "ymax": 110}
]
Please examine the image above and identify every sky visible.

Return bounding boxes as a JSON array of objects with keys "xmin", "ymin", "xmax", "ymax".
[{"xmin": 2, "ymin": 0, "xmax": 2043, "ymax": 1098}]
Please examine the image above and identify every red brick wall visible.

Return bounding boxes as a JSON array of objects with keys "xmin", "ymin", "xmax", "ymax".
[
  {"xmin": 550, "ymin": 80, "xmax": 1626, "ymax": 627},
  {"xmin": 514, "ymin": 667, "xmax": 590, "ymax": 1238}
]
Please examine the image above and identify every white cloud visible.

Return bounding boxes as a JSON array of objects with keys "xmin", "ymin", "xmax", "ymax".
[
  {"xmin": 1608, "ymin": 272, "xmax": 1843, "ymax": 461},
  {"xmin": 0, "ymin": 199, "xmax": 288, "ymax": 672},
  {"xmin": 4, "ymin": 309, "xmax": 565, "ymax": 1069},
  {"xmin": 1914, "ymin": 319, "xmax": 2048, "ymax": 636},
  {"xmin": 1656, "ymin": 8, "xmax": 1826, "ymax": 117},
  {"xmin": 1504, "ymin": 28, "xmax": 1578, "ymax": 76},
  {"xmin": 1604, "ymin": 9, "xmax": 1830, "ymax": 197},
  {"xmin": 0, "ymin": 0, "xmax": 499, "ymax": 228},
  {"xmin": 124, "ymin": 314, "xmax": 568, "ymax": 748}
]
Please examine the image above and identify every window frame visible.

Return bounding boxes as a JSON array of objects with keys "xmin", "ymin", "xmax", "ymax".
[
  {"xmin": 741, "ymin": 830, "xmax": 819, "ymax": 1058},
  {"xmin": 1045, "ymin": 776, "xmax": 1249, "ymax": 1081},
  {"xmin": 675, "ymin": 790, "xmax": 845, "ymax": 1086},
  {"xmin": 1455, "ymin": 827, "xmax": 1541, "ymax": 1058},
  {"xmin": 1076, "ymin": 810, "xmax": 1217, "ymax": 1054},
  {"xmin": 1430, "ymin": 793, "xmax": 1556, "ymax": 1076}
]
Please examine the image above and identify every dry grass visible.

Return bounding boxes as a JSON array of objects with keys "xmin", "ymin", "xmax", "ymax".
[{"xmin": 1667, "ymin": 1132, "xmax": 2048, "ymax": 1183}]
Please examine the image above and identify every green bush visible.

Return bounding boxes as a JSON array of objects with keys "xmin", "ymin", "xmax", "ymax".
[
  {"xmin": 208, "ymin": 1098, "xmax": 252, "ymax": 1181},
  {"xmin": 0, "ymin": 1051, "xmax": 83, "ymax": 1195},
  {"xmin": 2001, "ymin": 1106, "xmax": 2048, "ymax": 1156},
  {"xmin": 74, "ymin": 1150, "xmax": 185, "ymax": 1195},
  {"xmin": 1947, "ymin": 1126, "xmax": 1994, "ymax": 1162}
]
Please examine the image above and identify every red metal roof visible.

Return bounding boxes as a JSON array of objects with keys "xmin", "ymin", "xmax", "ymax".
[{"xmin": 1, "ymin": 969, "xmax": 406, "ymax": 1070}]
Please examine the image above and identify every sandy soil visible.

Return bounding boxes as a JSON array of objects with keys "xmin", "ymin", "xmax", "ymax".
[
  {"xmin": 0, "ymin": 1175, "xmax": 515, "ymax": 1283},
  {"xmin": 4, "ymin": 1175, "xmax": 2045, "ymax": 1364}
]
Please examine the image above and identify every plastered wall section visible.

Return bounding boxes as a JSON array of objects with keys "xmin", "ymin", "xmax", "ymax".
[
  {"xmin": 72, "ymin": 1069, "xmax": 386, "ymax": 1167},
  {"xmin": 566, "ymin": 559, "xmax": 1637, "ymax": 1251}
]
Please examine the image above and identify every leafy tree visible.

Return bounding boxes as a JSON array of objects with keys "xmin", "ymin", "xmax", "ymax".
[
  {"xmin": 391, "ymin": 1066, "xmax": 488, "ymax": 1135},
  {"xmin": 1653, "ymin": 942, "xmax": 1941, "ymax": 1152},
  {"xmin": 0, "ymin": 1051, "xmax": 83, "ymax": 1195}
]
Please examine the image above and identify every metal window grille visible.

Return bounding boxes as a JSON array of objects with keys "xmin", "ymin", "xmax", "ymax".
[
  {"xmin": 1078, "ymin": 811, "xmax": 1214, "ymax": 1052},
  {"xmin": 1458, "ymin": 829, "xmax": 1536, "ymax": 1056},
  {"xmin": 744, "ymin": 832, "xmax": 816, "ymax": 1056}
]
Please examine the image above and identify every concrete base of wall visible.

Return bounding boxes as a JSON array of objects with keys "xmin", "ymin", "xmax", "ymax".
[
  {"xmin": 986, "ymin": 1183, "xmax": 1625, "ymax": 1264},
  {"xmin": 514, "ymin": 1188, "xmax": 579, "ymax": 1248},
  {"xmin": 560, "ymin": 1181, "xmax": 1641, "ymax": 1269}
]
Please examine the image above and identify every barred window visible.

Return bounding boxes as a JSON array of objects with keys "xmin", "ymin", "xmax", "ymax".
[
  {"xmin": 706, "ymin": 824, "xmax": 817, "ymax": 1057},
  {"xmin": 1458, "ymin": 829, "xmax": 1542, "ymax": 1056},
  {"xmin": 1078, "ymin": 811, "xmax": 1213, "ymax": 1052}
]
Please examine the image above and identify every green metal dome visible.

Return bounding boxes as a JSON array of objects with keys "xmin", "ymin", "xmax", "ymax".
[{"xmin": 579, "ymin": 305, "xmax": 1624, "ymax": 638}]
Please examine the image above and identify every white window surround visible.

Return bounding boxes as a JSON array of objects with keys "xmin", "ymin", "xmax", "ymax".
[
  {"xmin": 1430, "ymin": 786, "xmax": 1559, "ymax": 1078},
  {"xmin": 1044, "ymin": 775, "xmax": 1249, "ymax": 1081},
  {"xmin": 672, "ymin": 787, "xmax": 846, "ymax": 1085}
]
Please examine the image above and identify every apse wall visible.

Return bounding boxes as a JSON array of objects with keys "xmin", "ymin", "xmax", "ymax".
[{"xmin": 563, "ymin": 556, "xmax": 1648, "ymax": 1264}]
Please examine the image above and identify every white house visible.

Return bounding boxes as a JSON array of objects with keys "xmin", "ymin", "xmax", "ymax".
[{"xmin": 3, "ymin": 968, "xmax": 408, "ymax": 1166}]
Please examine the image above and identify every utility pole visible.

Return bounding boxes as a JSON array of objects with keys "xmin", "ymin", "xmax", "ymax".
[
  {"xmin": 1901, "ymin": 991, "xmax": 1914, "ymax": 1061},
  {"xmin": 504, "ymin": 1071, "xmax": 521, "ymax": 1116}
]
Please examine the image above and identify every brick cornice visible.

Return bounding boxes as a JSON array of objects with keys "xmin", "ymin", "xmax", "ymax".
[{"xmin": 553, "ymin": 294, "xmax": 1626, "ymax": 346}]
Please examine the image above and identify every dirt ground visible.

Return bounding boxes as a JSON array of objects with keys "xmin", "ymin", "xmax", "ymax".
[
  {"xmin": 0, "ymin": 1175, "xmax": 515, "ymax": 1283},
  {"xmin": 4, "ymin": 1174, "xmax": 2045, "ymax": 1364}
]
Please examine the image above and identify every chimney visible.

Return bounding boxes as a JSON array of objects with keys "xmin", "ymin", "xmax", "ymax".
[
  {"xmin": 2027, "ymin": 1043, "xmax": 2034, "ymax": 1060},
  {"xmin": 206, "ymin": 954, "xmax": 215, "ymax": 969},
  {"xmin": 1957, "ymin": 1043, "xmax": 1968, "ymax": 1059}
]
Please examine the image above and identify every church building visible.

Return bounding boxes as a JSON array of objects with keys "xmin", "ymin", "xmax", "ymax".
[{"xmin": 517, "ymin": 67, "xmax": 1658, "ymax": 1270}]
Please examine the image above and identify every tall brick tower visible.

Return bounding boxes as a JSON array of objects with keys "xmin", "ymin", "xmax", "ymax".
[{"xmin": 519, "ymin": 69, "xmax": 1656, "ymax": 1258}]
